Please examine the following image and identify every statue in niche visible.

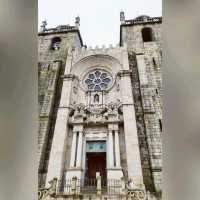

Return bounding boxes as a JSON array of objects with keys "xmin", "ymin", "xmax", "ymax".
[{"xmin": 94, "ymin": 94, "xmax": 99, "ymax": 103}]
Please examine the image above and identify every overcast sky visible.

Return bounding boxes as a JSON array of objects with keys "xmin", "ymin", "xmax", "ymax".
[{"xmin": 39, "ymin": 0, "xmax": 162, "ymax": 47}]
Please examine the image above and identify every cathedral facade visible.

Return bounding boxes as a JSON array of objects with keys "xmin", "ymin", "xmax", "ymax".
[{"xmin": 38, "ymin": 12, "xmax": 162, "ymax": 200}]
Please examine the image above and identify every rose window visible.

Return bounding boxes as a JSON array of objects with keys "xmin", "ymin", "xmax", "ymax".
[{"xmin": 84, "ymin": 70, "xmax": 112, "ymax": 91}]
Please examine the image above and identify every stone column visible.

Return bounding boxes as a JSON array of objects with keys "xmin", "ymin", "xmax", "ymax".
[
  {"xmin": 108, "ymin": 130, "xmax": 114, "ymax": 167},
  {"xmin": 118, "ymin": 70, "xmax": 144, "ymax": 186},
  {"xmin": 114, "ymin": 130, "xmax": 121, "ymax": 167},
  {"xmin": 76, "ymin": 131, "xmax": 83, "ymax": 167},
  {"xmin": 45, "ymin": 74, "xmax": 75, "ymax": 187},
  {"xmin": 69, "ymin": 131, "xmax": 77, "ymax": 167},
  {"xmin": 65, "ymin": 125, "xmax": 83, "ymax": 180},
  {"xmin": 107, "ymin": 124, "xmax": 123, "ymax": 180}
]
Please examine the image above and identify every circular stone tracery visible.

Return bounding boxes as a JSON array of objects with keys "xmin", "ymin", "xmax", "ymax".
[{"xmin": 84, "ymin": 69, "xmax": 112, "ymax": 91}]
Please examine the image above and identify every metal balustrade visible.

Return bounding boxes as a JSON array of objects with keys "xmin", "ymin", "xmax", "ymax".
[
  {"xmin": 38, "ymin": 177, "xmax": 147, "ymax": 200},
  {"xmin": 124, "ymin": 17, "xmax": 162, "ymax": 25},
  {"xmin": 59, "ymin": 177, "xmax": 125, "ymax": 196}
]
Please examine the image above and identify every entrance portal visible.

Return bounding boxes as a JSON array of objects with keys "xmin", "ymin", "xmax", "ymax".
[
  {"xmin": 85, "ymin": 141, "xmax": 107, "ymax": 183},
  {"xmin": 86, "ymin": 152, "xmax": 106, "ymax": 180}
]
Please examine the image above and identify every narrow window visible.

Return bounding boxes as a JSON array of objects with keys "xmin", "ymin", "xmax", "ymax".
[
  {"xmin": 153, "ymin": 57, "xmax": 156, "ymax": 67},
  {"xmin": 156, "ymin": 89, "xmax": 158, "ymax": 94},
  {"xmin": 74, "ymin": 132, "xmax": 79, "ymax": 167},
  {"xmin": 159, "ymin": 119, "xmax": 162, "ymax": 132},
  {"xmin": 142, "ymin": 27, "xmax": 153, "ymax": 42},
  {"xmin": 112, "ymin": 131, "xmax": 116, "ymax": 167},
  {"xmin": 51, "ymin": 37, "xmax": 61, "ymax": 50}
]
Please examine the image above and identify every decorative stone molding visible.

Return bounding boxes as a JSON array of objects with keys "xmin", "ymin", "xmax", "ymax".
[
  {"xmin": 61, "ymin": 74, "xmax": 78, "ymax": 81},
  {"xmin": 127, "ymin": 189, "xmax": 146, "ymax": 200},
  {"xmin": 72, "ymin": 103, "xmax": 86, "ymax": 123},
  {"xmin": 74, "ymin": 103, "xmax": 86, "ymax": 114},
  {"xmin": 38, "ymin": 178, "xmax": 57, "ymax": 200},
  {"xmin": 69, "ymin": 101, "xmax": 123, "ymax": 125},
  {"xmin": 106, "ymin": 101, "xmax": 122, "ymax": 116},
  {"xmin": 117, "ymin": 70, "xmax": 132, "ymax": 77},
  {"xmin": 38, "ymin": 24, "xmax": 79, "ymax": 35},
  {"xmin": 122, "ymin": 16, "xmax": 162, "ymax": 26},
  {"xmin": 125, "ymin": 179, "xmax": 146, "ymax": 200}
]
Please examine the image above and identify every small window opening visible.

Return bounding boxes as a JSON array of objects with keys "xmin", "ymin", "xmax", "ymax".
[
  {"xmin": 142, "ymin": 27, "xmax": 153, "ymax": 42},
  {"xmin": 51, "ymin": 37, "xmax": 61, "ymax": 50},
  {"xmin": 156, "ymin": 89, "xmax": 158, "ymax": 94},
  {"xmin": 74, "ymin": 132, "xmax": 79, "ymax": 167},
  {"xmin": 159, "ymin": 119, "xmax": 162, "ymax": 132},
  {"xmin": 112, "ymin": 130, "xmax": 116, "ymax": 167},
  {"xmin": 153, "ymin": 57, "xmax": 156, "ymax": 67}
]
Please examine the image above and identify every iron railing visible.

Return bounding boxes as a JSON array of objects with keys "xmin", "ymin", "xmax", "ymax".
[
  {"xmin": 124, "ymin": 17, "xmax": 162, "ymax": 25},
  {"xmin": 59, "ymin": 178, "xmax": 125, "ymax": 196},
  {"xmin": 38, "ymin": 177, "xmax": 147, "ymax": 200}
]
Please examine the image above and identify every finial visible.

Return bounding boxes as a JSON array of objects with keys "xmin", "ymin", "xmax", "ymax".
[
  {"xmin": 75, "ymin": 16, "xmax": 80, "ymax": 27},
  {"xmin": 120, "ymin": 10, "xmax": 125, "ymax": 24},
  {"xmin": 40, "ymin": 20, "xmax": 47, "ymax": 32}
]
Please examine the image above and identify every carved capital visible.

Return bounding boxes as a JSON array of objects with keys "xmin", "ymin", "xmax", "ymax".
[{"xmin": 106, "ymin": 101, "xmax": 122, "ymax": 115}]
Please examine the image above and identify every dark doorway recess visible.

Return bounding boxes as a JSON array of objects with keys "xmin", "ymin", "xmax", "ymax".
[{"xmin": 85, "ymin": 152, "xmax": 107, "ymax": 180}]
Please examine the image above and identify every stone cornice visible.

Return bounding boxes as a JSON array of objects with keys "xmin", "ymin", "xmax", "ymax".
[
  {"xmin": 38, "ymin": 27, "xmax": 83, "ymax": 46},
  {"xmin": 69, "ymin": 120, "xmax": 123, "ymax": 126},
  {"xmin": 122, "ymin": 16, "xmax": 162, "ymax": 26},
  {"xmin": 117, "ymin": 70, "xmax": 132, "ymax": 77},
  {"xmin": 61, "ymin": 74, "xmax": 78, "ymax": 81}
]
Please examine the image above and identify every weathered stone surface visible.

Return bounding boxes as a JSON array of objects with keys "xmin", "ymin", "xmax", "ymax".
[
  {"xmin": 120, "ymin": 17, "xmax": 162, "ymax": 193},
  {"xmin": 38, "ymin": 26, "xmax": 83, "ymax": 187},
  {"xmin": 38, "ymin": 15, "xmax": 162, "ymax": 200}
]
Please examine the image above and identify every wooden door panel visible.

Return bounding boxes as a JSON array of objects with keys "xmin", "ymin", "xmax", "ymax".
[{"xmin": 86, "ymin": 153, "xmax": 106, "ymax": 180}]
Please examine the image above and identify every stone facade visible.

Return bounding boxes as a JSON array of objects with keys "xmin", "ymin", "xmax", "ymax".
[
  {"xmin": 38, "ymin": 14, "xmax": 162, "ymax": 200},
  {"xmin": 120, "ymin": 14, "xmax": 162, "ymax": 195},
  {"xmin": 38, "ymin": 22, "xmax": 83, "ymax": 187}
]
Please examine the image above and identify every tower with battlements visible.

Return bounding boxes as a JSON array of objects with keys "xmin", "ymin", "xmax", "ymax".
[{"xmin": 38, "ymin": 13, "xmax": 162, "ymax": 200}]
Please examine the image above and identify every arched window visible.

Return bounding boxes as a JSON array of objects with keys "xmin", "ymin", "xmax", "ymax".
[
  {"xmin": 51, "ymin": 37, "xmax": 61, "ymax": 50},
  {"xmin": 142, "ymin": 27, "xmax": 154, "ymax": 42}
]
